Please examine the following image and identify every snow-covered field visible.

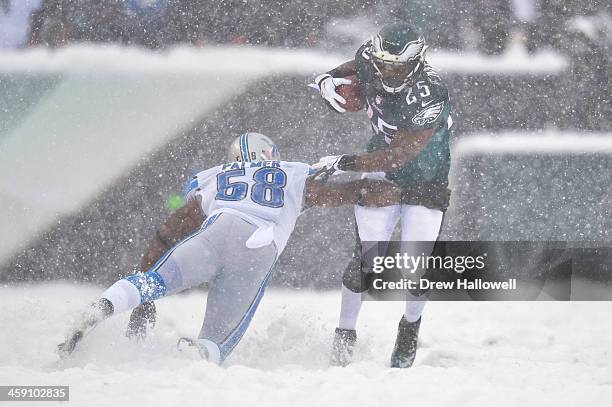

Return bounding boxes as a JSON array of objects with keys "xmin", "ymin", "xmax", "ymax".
[{"xmin": 0, "ymin": 283, "xmax": 611, "ymax": 407}]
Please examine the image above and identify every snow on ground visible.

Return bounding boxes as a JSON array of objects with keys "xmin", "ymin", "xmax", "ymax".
[{"xmin": 0, "ymin": 282, "xmax": 611, "ymax": 407}]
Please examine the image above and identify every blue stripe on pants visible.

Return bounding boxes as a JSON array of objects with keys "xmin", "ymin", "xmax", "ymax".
[{"xmin": 217, "ymin": 262, "xmax": 276, "ymax": 363}]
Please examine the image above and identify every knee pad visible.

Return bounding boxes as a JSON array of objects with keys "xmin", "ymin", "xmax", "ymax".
[
  {"xmin": 342, "ymin": 258, "xmax": 368, "ymax": 293},
  {"xmin": 343, "ymin": 224, "xmax": 393, "ymax": 293}
]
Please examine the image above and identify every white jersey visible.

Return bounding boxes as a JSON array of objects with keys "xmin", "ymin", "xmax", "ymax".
[{"xmin": 185, "ymin": 160, "xmax": 312, "ymax": 255}]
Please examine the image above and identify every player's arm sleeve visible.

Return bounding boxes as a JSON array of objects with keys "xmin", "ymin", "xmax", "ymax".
[
  {"xmin": 303, "ymin": 178, "xmax": 400, "ymax": 208},
  {"xmin": 183, "ymin": 175, "xmax": 200, "ymax": 202},
  {"xmin": 140, "ymin": 197, "xmax": 205, "ymax": 271}
]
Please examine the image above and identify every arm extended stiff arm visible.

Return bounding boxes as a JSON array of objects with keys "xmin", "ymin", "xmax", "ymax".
[
  {"xmin": 304, "ymin": 178, "xmax": 400, "ymax": 208},
  {"xmin": 354, "ymin": 128, "xmax": 435, "ymax": 173}
]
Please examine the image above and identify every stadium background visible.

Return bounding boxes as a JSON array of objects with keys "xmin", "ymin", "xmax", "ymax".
[{"xmin": 0, "ymin": 0, "xmax": 610, "ymax": 288}]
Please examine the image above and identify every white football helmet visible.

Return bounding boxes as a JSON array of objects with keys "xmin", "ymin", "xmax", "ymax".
[{"xmin": 227, "ymin": 132, "xmax": 281, "ymax": 162}]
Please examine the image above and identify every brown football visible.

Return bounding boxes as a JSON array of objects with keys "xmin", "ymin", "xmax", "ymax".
[{"xmin": 336, "ymin": 74, "xmax": 365, "ymax": 112}]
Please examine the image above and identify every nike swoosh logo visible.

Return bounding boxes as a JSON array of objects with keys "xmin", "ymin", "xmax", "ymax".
[{"xmin": 421, "ymin": 99, "xmax": 435, "ymax": 107}]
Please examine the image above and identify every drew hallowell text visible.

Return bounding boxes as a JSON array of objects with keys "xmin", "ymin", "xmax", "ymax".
[{"xmin": 372, "ymin": 278, "xmax": 518, "ymax": 291}]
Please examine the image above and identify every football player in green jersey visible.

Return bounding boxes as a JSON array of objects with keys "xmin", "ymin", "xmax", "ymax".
[{"xmin": 313, "ymin": 22, "xmax": 453, "ymax": 368}]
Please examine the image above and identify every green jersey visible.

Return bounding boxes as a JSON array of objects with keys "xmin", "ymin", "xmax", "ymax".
[{"xmin": 354, "ymin": 41, "xmax": 453, "ymax": 187}]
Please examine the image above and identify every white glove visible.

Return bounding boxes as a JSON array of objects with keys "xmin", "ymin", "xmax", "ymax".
[
  {"xmin": 312, "ymin": 74, "xmax": 352, "ymax": 113},
  {"xmin": 311, "ymin": 155, "xmax": 346, "ymax": 173}
]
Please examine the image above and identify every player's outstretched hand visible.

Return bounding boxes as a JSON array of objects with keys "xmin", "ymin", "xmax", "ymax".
[
  {"xmin": 312, "ymin": 154, "xmax": 358, "ymax": 173},
  {"xmin": 311, "ymin": 155, "xmax": 346, "ymax": 174},
  {"xmin": 309, "ymin": 167, "xmax": 335, "ymax": 182},
  {"xmin": 313, "ymin": 74, "xmax": 352, "ymax": 113}
]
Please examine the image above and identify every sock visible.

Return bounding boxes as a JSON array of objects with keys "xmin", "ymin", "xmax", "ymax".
[
  {"xmin": 101, "ymin": 279, "xmax": 142, "ymax": 314},
  {"xmin": 404, "ymin": 293, "xmax": 427, "ymax": 323},
  {"xmin": 338, "ymin": 285, "xmax": 363, "ymax": 330},
  {"xmin": 196, "ymin": 338, "xmax": 221, "ymax": 365}
]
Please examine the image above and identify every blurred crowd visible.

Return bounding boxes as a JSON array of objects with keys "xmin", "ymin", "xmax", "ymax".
[
  {"xmin": 403, "ymin": 0, "xmax": 612, "ymax": 56},
  {"xmin": 1, "ymin": 0, "xmax": 369, "ymax": 49},
  {"xmin": 0, "ymin": 0, "xmax": 609, "ymax": 53}
]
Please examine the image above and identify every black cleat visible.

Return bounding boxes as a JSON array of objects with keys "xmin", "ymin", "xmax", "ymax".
[
  {"xmin": 126, "ymin": 301, "xmax": 157, "ymax": 340},
  {"xmin": 57, "ymin": 298, "xmax": 113, "ymax": 358},
  {"xmin": 330, "ymin": 327, "xmax": 357, "ymax": 367},
  {"xmin": 390, "ymin": 316, "xmax": 421, "ymax": 368},
  {"xmin": 57, "ymin": 330, "xmax": 84, "ymax": 358}
]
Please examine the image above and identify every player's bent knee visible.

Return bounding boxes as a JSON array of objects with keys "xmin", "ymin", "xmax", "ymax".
[{"xmin": 342, "ymin": 259, "xmax": 368, "ymax": 293}]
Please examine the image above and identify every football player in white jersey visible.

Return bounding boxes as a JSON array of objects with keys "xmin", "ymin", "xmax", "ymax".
[{"xmin": 58, "ymin": 132, "xmax": 399, "ymax": 365}]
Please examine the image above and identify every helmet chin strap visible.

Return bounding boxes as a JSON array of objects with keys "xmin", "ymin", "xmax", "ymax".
[{"xmin": 381, "ymin": 80, "xmax": 408, "ymax": 93}]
